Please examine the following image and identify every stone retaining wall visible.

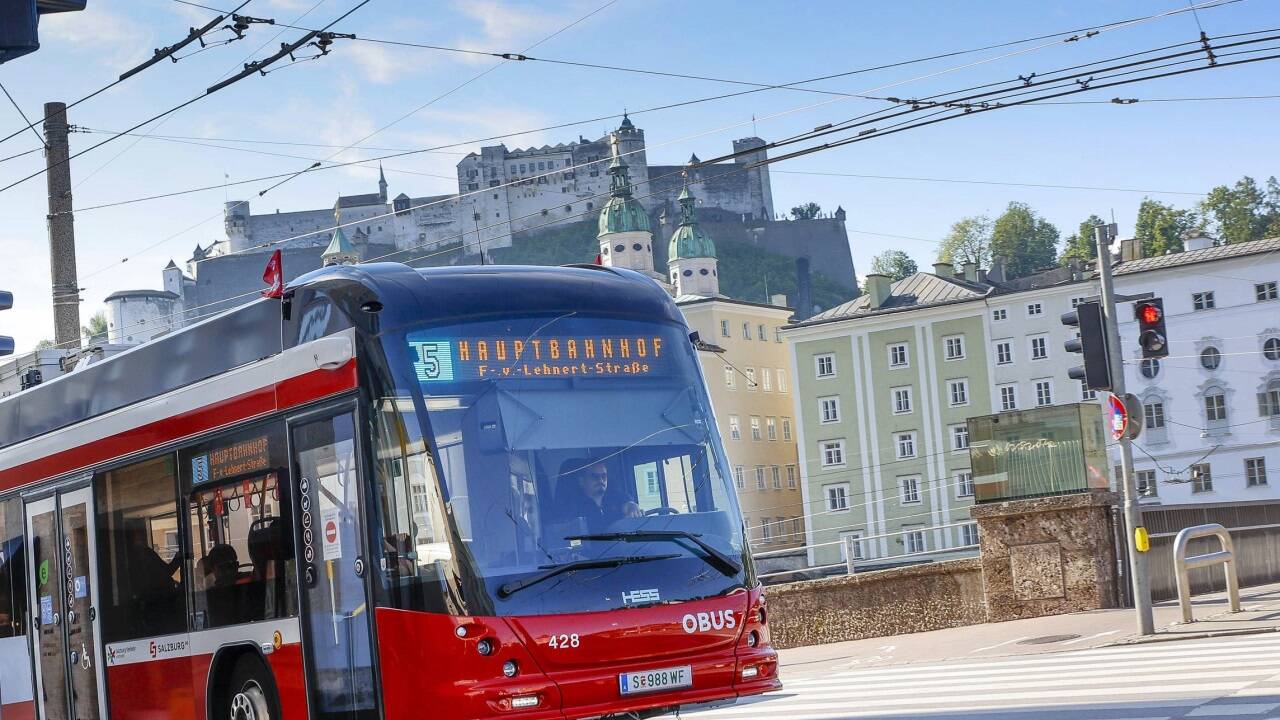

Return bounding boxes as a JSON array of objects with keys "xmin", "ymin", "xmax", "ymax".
[{"xmin": 764, "ymin": 558, "xmax": 986, "ymax": 649}]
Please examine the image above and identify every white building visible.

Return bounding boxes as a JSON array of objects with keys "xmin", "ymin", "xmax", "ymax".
[
  {"xmin": 1114, "ymin": 233, "xmax": 1280, "ymax": 503},
  {"xmin": 104, "ymin": 289, "xmax": 182, "ymax": 345}
]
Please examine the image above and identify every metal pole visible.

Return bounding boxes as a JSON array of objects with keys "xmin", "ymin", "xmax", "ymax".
[
  {"xmin": 1095, "ymin": 223, "xmax": 1154, "ymax": 636},
  {"xmin": 43, "ymin": 101, "xmax": 81, "ymax": 348}
]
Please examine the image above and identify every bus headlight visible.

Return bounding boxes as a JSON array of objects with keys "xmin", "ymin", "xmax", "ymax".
[
  {"xmin": 477, "ymin": 638, "xmax": 495, "ymax": 656},
  {"xmin": 502, "ymin": 660, "xmax": 519, "ymax": 677}
]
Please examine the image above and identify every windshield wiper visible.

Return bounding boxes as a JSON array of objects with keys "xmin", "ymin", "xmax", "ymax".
[
  {"xmin": 565, "ymin": 530, "xmax": 742, "ymax": 577},
  {"xmin": 497, "ymin": 553, "xmax": 680, "ymax": 599}
]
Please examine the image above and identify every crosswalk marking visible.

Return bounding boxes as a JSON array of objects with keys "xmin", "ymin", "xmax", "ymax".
[{"xmin": 670, "ymin": 633, "xmax": 1280, "ymax": 720}]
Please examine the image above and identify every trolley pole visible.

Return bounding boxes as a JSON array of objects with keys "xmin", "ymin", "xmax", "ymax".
[
  {"xmin": 1095, "ymin": 222, "xmax": 1155, "ymax": 636},
  {"xmin": 43, "ymin": 101, "xmax": 81, "ymax": 349}
]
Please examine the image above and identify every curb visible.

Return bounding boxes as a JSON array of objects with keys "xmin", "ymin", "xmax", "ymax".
[{"xmin": 1112, "ymin": 625, "xmax": 1280, "ymax": 645}]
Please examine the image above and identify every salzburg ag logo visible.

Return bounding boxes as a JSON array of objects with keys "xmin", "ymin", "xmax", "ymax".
[{"xmin": 681, "ymin": 610, "xmax": 736, "ymax": 634}]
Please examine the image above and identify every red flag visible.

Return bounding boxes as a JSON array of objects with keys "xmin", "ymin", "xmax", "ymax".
[
  {"xmin": 593, "ymin": 253, "xmax": 603, "ymax": 266},
  {"xmin": 262, "ymin": 249, "xmax": 283, "ymax": 298}
]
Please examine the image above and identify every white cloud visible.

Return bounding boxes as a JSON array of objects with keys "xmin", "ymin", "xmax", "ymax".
[
  {"xmin": 453, "ymin": 0, "xmax": 567, "ymax": 53},
  {"xmin": 345, "ymin": 43, "xmax": 400, "ymax": 84},
  {"xmin": 40, "ymin": 6, "xmax": 152, "ymax": 70}
]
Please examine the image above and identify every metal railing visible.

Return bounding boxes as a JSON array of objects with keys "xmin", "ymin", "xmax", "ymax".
[{"xmin": 1173, "ymin": 523, "xmax": 1242, "ymax": 623}]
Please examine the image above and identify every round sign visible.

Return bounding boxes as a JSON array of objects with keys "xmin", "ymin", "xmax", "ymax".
[
  {"xmin": 1108, "ymin": 394, "xmax": 1129, "ymax": 441},
  {"xmin": 324, "ymin": 520, "xmax": 338, "ymax": 545},
  {"xmin": 303, "ymin": 528, "xmax": 313, "ymax": 546}
]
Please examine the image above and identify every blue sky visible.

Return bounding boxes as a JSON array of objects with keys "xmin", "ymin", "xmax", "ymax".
[{"xmin": 1, "ymin": 0, "xmax": 1277, "ymax": 348}]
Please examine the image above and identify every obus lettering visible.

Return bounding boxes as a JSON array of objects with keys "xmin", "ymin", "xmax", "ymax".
[{"xmin": 680, "ymin": 610, "xmax": 737, "ymax": 634}]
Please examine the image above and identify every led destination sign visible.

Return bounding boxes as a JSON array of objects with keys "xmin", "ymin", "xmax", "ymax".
[
  {"xmin": 191, "ymin": 435, "xmax": 271, "ymax": 485},
  {"xmin": 408, "ymin": 334, "xmax": 671, "ymax": 383}
]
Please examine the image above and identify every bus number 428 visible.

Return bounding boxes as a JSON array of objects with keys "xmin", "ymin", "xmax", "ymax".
[{"xmin": 548, "ymin": 633, "xmax": 580, "ymax": 649}]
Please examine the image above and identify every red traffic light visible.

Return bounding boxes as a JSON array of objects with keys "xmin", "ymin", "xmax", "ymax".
[{"xmin": 1137, "ymin": 303, "xmax": 1161, "ymax": 325}]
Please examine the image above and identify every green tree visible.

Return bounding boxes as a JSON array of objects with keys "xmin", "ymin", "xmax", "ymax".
[
  {"xmin": 81, "ymin": 310, "xmax": 108, "ymax": 344},
  {"xmin": 989, "ymin": 201, "xmax": 1060, "ymax": 279},
  {"xmin": 937, "ymin": 215, "xmax": 992, "ymax": 267},
  {"xmin": 869, "ymin": 250, "xmax": 918, "ymax": 281},
  {"xmin": 34, "ymin": 339, "xmax": 54, "ymax": 350},
  {"xmin": 790, "ymin": 202, "xmax": 821, "ymax": 220},
  {"xmin": 1200, "ymin": 176, "xmax": 1268, "ymax": 244},
  {"xmin": 1133, "ymin": 199, "xmax": 1197, "ymax": 257},
  {"xmin": 1264, "ymin": 176, "xmax": 1280, "ymax": 239},
  {"xmin": 1060, "ymin": 214, "xmax": 1105, "ymax": 264}
]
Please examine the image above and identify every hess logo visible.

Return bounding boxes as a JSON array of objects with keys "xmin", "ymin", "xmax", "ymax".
[{"xmin": 681, "ymin": 610, "xmax": 737, "ymax": 634}]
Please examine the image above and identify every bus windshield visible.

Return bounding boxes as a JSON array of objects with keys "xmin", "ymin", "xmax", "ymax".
[{"xmin": 373, "ymin": 314, "xmax": 749, "ymax": 617}]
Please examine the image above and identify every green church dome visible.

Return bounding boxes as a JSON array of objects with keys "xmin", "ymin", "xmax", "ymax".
[
  {"xmin": 667, "ymin": 186, "xmax": 716, "ymax": 260},
  {"xmin": 597, "ymin": 156, "xmax": 651, "ymax": 237}
]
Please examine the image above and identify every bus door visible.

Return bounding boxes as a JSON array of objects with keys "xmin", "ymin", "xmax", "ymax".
[
  {"xmin": 290, "ymin": 410, "xmax": 379, "ymax": 720},
  {"xmin": 24, "ymin": 485, "xmax": 106, "ymax": 720}
]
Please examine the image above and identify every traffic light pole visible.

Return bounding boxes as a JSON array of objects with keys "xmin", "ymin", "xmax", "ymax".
[{"xmin": 1095, "ymin": 223, "xmax": 1155, "ymax": 636}]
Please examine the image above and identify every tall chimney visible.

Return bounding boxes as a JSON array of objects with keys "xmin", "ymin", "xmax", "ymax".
[
  {"xmin": 932, "ymin": 262, "xmax": 953, "ymax": 277},
  {"xmin": 865, "ymin": 273, "xmax": 891, "ymax": 309},
  {"xmin": 962, "ymin": 262, "xmax": 978, "ymax": 282}
]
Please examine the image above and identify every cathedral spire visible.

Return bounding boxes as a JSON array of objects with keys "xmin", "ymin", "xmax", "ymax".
[{"xmin": 378, "ymin": 162, "xmax": 388, "ymax": 203}]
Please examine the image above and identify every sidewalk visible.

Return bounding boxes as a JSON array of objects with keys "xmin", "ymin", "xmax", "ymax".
[{"xmin": 777, "ymin": 581, "xmax": 1280, "ymax": 677}]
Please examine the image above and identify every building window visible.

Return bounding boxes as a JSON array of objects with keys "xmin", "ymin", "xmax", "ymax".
[
  {"xmin": 1140, "ymin": 358, "xmax": 1161, "ymax": 378},
  {"xmin": 733, "ymin": 466, "xmax": 745, "ymax": 489},
  {"xmin": 782, "ymin": 417, "xmax": 793, "ymax": 441},
  {"xmin": 757, "ymin": 324, "xmax": 767, "ymax": 341},
  {"xmin": 895, "ymin": 432, "xmax": 917, "ymax": 459},
  {"xmin": 1030, "ymin": 335, "xmax": 1048, "ymax": 361},
  {"xmin": 720, "ymin": 319, "xmax": 730, "ymax": 337},
  {"xmin": 1071, "ymin": 297, "xmax": 1087, "ymax": 308},
  {"xmin": 999, "ymin": 384, "xmax": 1018, "ymax": 411},
  {"xmin": 745, "ymin": 367, "xmax": 757, "ymax": 389},
  {"xmin": 775, "ymin": 327, "xmax": 784, "ymax": 343},
  {"xmin": 1026, "ymin": 302, "xmax": 1043, "ymax": 316},
  {"xmin": 1201, "ymin": 347, "xmax": 1222, "ymax": 370},
  {"xmin": 724, "ymin": 366, "xmax": 736, "ymax": 390},
  {"xmin": 948, "ymin": 378, "xmax": 970, "ymax": 406},
  {"xmin": 1136, "ymin": 470, "xmax": 1158, "ymax": 497},
  {"xmin": 824, "ymin": 483, "xmax": 850, "ymax": 511},
  {"xmin": 777, "ymin": 369, "xmax": 789, "ymax": 393},
  {"xmin": 951, "ymin": 424, "xmax": 970, "ymax": 451},
  {"xmin": 755, "ymin": 466, "xmax": 766, "ymax": 490},
  {"xmin": 994, "ymin": 340, "xmax": 1013, "ymax": 365},
  {"xmin": 1191, "ymin": 463, "xmax": 1213, "ymax": 493},
  {"xmin": 1246, "ymin": 457, "xmax": 1268, "ymax": 487},
  {"xmin": 888, "ymin": 342, "xmax": 909, "ymax": 368},
  {"xmin": 992, "ymin": 308, "xmax": 1008, "ymax": 322},
  {"xmin": 892, "ymin": 386, "xmax": 913, "ymax": 414},
  {"xmin": 905, "ymin": 531, "xmax": 926, "ymax": 554},
  {"xmin": 750, "ymin": 416, "xmax": 762, "ymax": 440},
  {"xmin": 1144, "ymin": 401, "xmax": 1166, "ymax": 429},
  {"xmin": 729, "ymin": 415, "xmax": 741, "ymax": 440},
  {"xmin": 815, "ymin": 354, "xmax": 835, "ymax": 378},
  {"xmin": 1264, "ymin": 337, "xmax": 1280, "ymax": 361},
  {"xmin": 960, "ymin": 523, "xmax": 980, "ymax": 547},
  {"xmin": 819, "ymin": 396, "xmax": 841, "ymax": 424},
  {"xmin": 956, "ymin": 471, "xmax": 975, "ymax": 498},
  {"xmin": 1205, "ymin": 392, "xmax": 1227, "ymax": 422},
  {"xmin": 761, "ymin": 368, "xmax": 773, "ymax": 392},
  {"xmin": 766, "ymin": 417, "xmax": 777, "ymax": 441},
  {"xmin": 821, "ymin": 440, "xmax": 846, "ymax": 467},
  {"xmin": 1081, "ymin": 380, "xmax": 1097, "ymax": 401},
  {"xmin": 771, "ymin": 466, "xmax": 782, "ymax": 489},
  {"xmin": 786, "ymin": 465, "xmax": 798, "ymax": 488},
  {"xmin": 944, "ymin": 335, "xmax": 966, "ymax": 360},
  {"xmin": 1192, "ymin": 291, "xmax": 1216, "ymax": 311},
  {"xmin": 900, "ymin": 476, "xmax": 921, "ymax": 504},
  {"xmin": 841, "ymin": 532, "xmax": 865, "ymax": 562},
  {"xmin": 760, "ymin": 519, "xmax": 772, "ymax": 544},
  {"xmin": 1260, "ymin": 382, "xmax": 1280, "ymax": 417},
  {"xmin": 742, "ymin": 322, "xmax": 751, "ymax": 340},
  {"xmin": 1035, "ymin": 379, "xmax": 1053, "ymax": 407},
  {"xmin": 1258, "ymin": 282, "xmax": 1279, "ymax": 302}
]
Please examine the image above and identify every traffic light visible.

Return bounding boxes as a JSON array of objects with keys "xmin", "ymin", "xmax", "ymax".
[
  {"xmin": 1062, "ymin": 300, "xmax": 1112, "ymax": 391},
  {"xmin": 1133, "ymin": 298, "xmax": 1168, "ymax": 359},
  {"xmin": 0, "ymin": 290, "xmax": 12, "ymax": 357},
  {"xmin": 0, "ymin": 1, "xmax": 88, "ymax": 65}
]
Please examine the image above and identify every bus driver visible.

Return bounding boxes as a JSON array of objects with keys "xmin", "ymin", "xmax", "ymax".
[{"xmin": 558, "ymin": 459, "xmax": 641, "ymax": 533}]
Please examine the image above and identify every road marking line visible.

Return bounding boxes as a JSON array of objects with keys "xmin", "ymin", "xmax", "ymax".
[
  {"xmin": 969, "ymin": 636, "xmax": 1029, "ymax": 653},
  {"xmin": 780, "ymin": 666, "xmax": 1280, "ymax": 694},
  {"xmin": 1061, "ymin": 629, "xmax": 1122, "ymax": 645},
  {"xmin": 1187, "ymin": 703, "xmax": 1280, "ymax": 716}
]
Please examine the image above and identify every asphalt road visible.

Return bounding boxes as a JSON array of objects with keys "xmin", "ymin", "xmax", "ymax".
[{"xmin": 668, "ymin": 632, "xmax": 1280, "ymax": 719}]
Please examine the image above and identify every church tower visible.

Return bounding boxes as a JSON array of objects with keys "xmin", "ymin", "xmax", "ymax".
[
  {"xmin": 378, "ymin": 162, "xmax": 388, "ymax": 204},
  {"xmin": 323, "ymin": 210, "xmax": 361, "ymax": 266},
  {"xmin": 597, "ymin": 148, "xmax": 667, "ymax": 287},
  {"xmin": 667, "ymin": 186, "xmax": 720, "ymax": 297}
]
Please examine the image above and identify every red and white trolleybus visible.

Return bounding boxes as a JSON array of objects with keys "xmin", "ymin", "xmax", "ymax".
[{"xmin": 0, "ymin": 262, "xmax": 779, "ymax": 720}]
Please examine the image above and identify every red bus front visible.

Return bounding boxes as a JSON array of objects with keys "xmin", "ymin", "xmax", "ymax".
[{"xmin": 359, "ymin": 311, "xmax": 780, "ymax": 719}]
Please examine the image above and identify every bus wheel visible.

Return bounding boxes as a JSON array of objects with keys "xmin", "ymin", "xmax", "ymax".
[{"xmin": 226, "ymin": 656, "xmax": 278, "ymax": 720}]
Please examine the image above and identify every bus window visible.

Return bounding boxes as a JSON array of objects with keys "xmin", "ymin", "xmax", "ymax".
[
  {"xmin": 0, "ymin": 496, "xmax": 28, "ymax": 638},
  {"xmin": 181, "ymin": 422, "xmax": 295, "ymax": 630},
  {"xmin": 96, "ymin": 455, "xmax": 187, "ymax": 644}
]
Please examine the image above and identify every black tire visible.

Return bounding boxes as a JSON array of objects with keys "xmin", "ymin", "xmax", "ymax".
[{"xmin": 224, "ymin": 654, "xmax": 280, "ymax": 720}]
